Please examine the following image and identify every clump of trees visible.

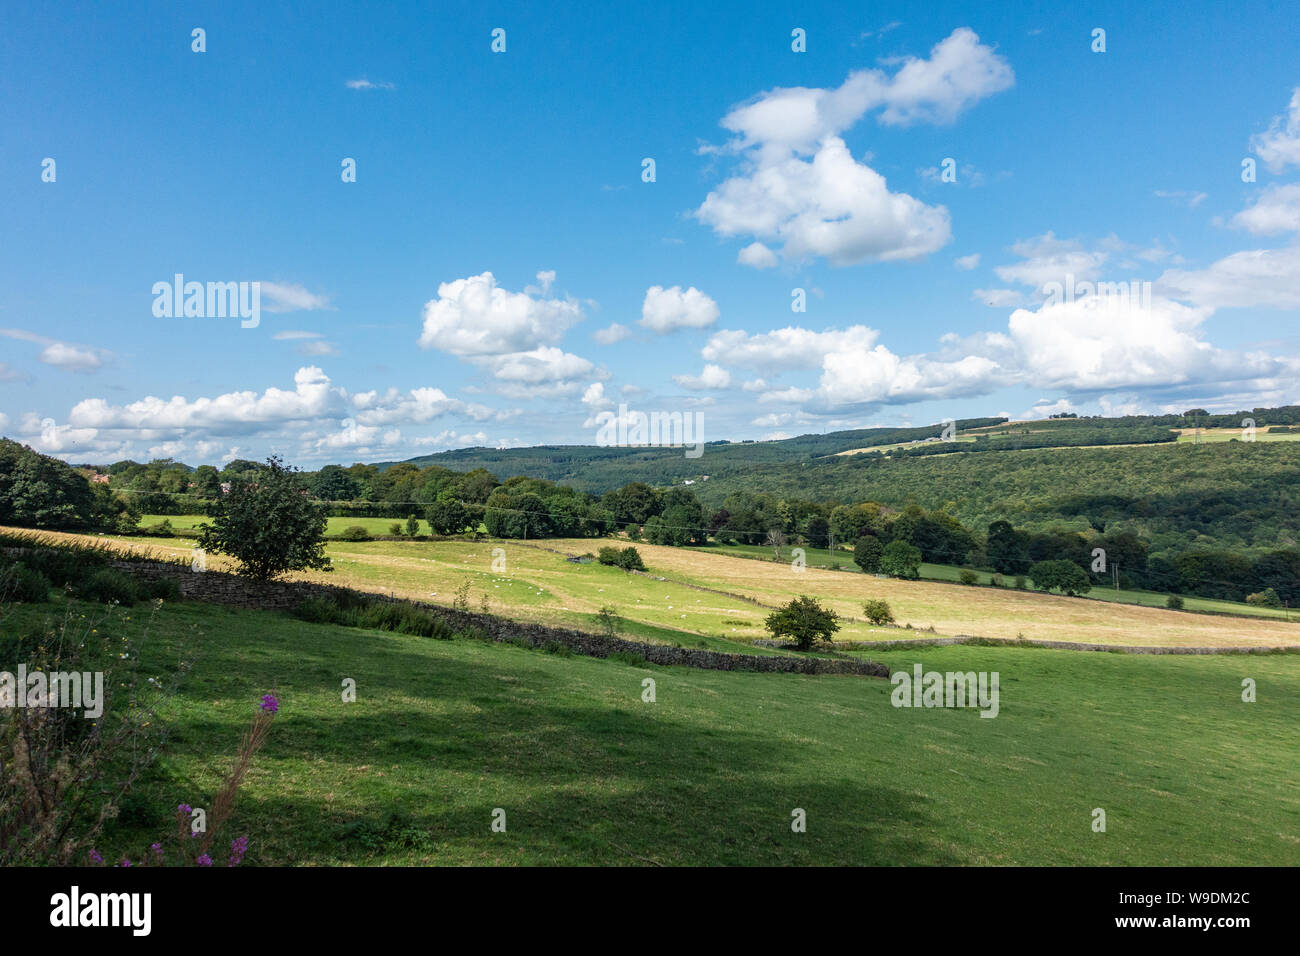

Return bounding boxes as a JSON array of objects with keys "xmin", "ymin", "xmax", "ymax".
[
  {"xmin": 1246, "ymin": 588, "xmax": 1282, "ymax": 608},
  {"xmin": 1028, "ymin": 559, "xmax": 1091, "ymax": 596},
  {"xmin": 0, "ymin": 440, "xmax": 135, "ymax": 531},
  {"xmin": 880, "ymin": 541, "xmax": 922, "ymax": 579},
  {"xmin": 597, "ymin": 546, "xmax": 645, "ymax": 572},
  {"xmin": 483, "ymin": 476, "xmax": 612, "ymax": 539}
]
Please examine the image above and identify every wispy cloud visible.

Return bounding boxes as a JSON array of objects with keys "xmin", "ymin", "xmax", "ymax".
[
  {"xmin": 260, "ymin": 282, "xmax": 333, "ymax": 313},
  {"xmin": 0, "ymin": 328, "xmax": 107, "ymax": 371},
  {"xmin": 346, "ymin": 78, "xmax": 395, "ymax": 91}
]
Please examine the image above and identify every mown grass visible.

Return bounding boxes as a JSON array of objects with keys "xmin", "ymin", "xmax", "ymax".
[
  {"xmin": 7, "ymin": 593, "xmax": 1295, "ymax": 866},
  {"xmin": 698, "ymin": 541, "xmax": 1295, "ymax": 622},
  {"xmin": 140, "ymin": 515, "xmax": 432, "ymax": 537}
]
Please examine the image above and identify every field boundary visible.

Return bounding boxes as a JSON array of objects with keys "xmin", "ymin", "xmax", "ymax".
[{"xmin": 95, "ymin": 556, "xmax": 891, "ymax": 678}]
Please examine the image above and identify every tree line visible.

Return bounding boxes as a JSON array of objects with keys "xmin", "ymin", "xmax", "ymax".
[{"xmin": 3, "ymin": 438, "xmax": 1296, "ymax": 605}]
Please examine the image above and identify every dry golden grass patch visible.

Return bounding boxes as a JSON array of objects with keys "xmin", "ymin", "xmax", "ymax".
[{"xmin": 545, "ymin": 539, "xmax": 1300, "ymax": 649}]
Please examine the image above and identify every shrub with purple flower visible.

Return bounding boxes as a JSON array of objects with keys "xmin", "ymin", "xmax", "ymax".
[{"xmin": 85, "ymin": 690, "xmax": 277, "ymax": 867}]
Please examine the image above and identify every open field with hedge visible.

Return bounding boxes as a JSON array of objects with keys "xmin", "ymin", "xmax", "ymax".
[
  {"xmin": 3, "ymin": 593, "xmax": 1295, "ymax": 866},
  {"xmin": 11, "ymin": 526, "xmax": 1300, "ymax": 649}
]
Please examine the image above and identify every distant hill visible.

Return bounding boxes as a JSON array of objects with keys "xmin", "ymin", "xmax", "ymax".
[{"xmin": 374, "ymin": 418, "xmax": 1008, "ymax": 491}]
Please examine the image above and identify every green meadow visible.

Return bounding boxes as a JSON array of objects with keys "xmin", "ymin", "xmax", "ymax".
[
  {"xmin": 14, "ymin": 594, "xmax": 1295, "ymax": 866},
  {"xmin": 141, "ymin": 514, "xmax": 433, "ymax": 537}
]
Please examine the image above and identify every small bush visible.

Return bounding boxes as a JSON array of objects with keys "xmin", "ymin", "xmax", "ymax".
[
  {"xmin": 596, "ymin": 605, "xmax": 622, "ymax": 638},
  {"xmin": 598, "ymin": 545, "xmax": 645, "ymax": 571},
  {"xmin": 21, "ymin": 547, "xmax": 106, "ymax": 588},
  {"xmin": 607, "ymin": 650, "xmax": 647, "ymax": 666},
  {"xmin": 292, "ymin": 592, "xmax": 454, "ymax": 639},
  {"xmin": 0, "ymin": 563, "xmax": 52, "ymax": 603},
  {"xmin": 338, "ymin": 811, "xmax": 433, "ymax": 854},
  {"xmin": 452, "ymin": 579, "xmax": 471, "ymax": 612},
  {"xmin": 991, "ymin": 573, "xmax": 1005, "ymax": 587},
  {"xmin": 388, "ymin": 523, "xmax": 402, "ymax": 536},
  {"xmin": 1166, "ymin": 594, "xmax": 1185, "ymax": 610},
  {"xmin": 139, "ymin": 576, "xmax": 181, "ymax": 601},
  {"xmin": 339, "ymin": 526, "xmax": 372, "ymax": 542},
  {"xmin": 1014, "ymin": 575, "xmax": 1027, "ymax": 589},
  {"xmin": 357, "ymin": 602, "xmax": 454, "ymax": 639},
  {"xmin": 616, "ymin": 547, "xmax": 646, "ymax": 572},
  {"xmin": 862, "ymin": 599, "xmax": 894, "ymax": 626},
  {"xmin": 958, "ymin": 569, "xmax": 979, "ymax": 586},
  {"xmin": 293, "ymin": 596, "xmax": 344, "ymax": 625},
  {"xmin": 541, "ymin": 641, "xmax": 572, "ymax": 657},
  {"xmin": 78, "ymin": 568, "xmax": 140, "ymax": 605},
  {"xmin": 1246, "ymin": 588, "xmax": 1283, "ymax": 609}
]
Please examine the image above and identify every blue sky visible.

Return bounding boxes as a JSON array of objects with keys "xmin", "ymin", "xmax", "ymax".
[{"xmin": 3, "ymin": 0, "xmax": 1300, "ymax": 465}]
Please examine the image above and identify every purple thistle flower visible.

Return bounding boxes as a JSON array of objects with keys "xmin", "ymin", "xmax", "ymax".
[
  {"xmin": 178, "ymin": 803, "xmax": 192, "ymax": 814},
  {"xmin": 118, "ymin": 858, "xmax": 132, "ymax": 867},
  {"xmin": 151, "ymin": 843, "xmax": 163, "ymax": 855},
  {"xmin": 88, "ymin": 849, "xmax": 103, "ymax": 865},
  {"xmin": 228, "ymin": 835, "xmax": 249, "ymax": 867},
  {"xmin": 259, "ymin": 694, "xmax": 279, "ymax": 714},
  {"xmin": 196, "ymin": 853, "xmax": 213, "ymax": 867}
]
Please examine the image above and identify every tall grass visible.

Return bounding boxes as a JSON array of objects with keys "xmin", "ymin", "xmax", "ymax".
[{"xmin": 292, "ymin": 592, "xmax": 456, "ymax": 640}]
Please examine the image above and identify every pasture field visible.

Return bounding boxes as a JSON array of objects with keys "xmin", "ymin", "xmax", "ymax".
[
  {"xmin": 141, "ymin": 514, "xmax": 432, "ymax": 537},
  {"xmin": 139, "ymin": 518, "xmax": 1299, "ymax": 623},
  {"xmin": 9, "ymin": 594, "xmax": 1294, "ymax": 866},
  {"xmin": 702, "ymin": 542, "xmax": 1295, "ymax": 621},
  {"xmin": 13, "ymin": 526, "xmax": 1300, "ymax": 649},
  {"xmin": 834, "ymin": 436, "xmax": 977, "ymax": 456},
  {"xmin": 1173, "ymin": 427, "xmax": 1300, "ymax": 443}
]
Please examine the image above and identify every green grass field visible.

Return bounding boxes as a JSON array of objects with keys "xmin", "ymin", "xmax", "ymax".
[
  {"xmin": 141, "ymin": 514, "xmax": 433, "ymax": 536},
  {"xmin": 12, "ymin": 593, "xmax": 1295, "ymax": 866}
]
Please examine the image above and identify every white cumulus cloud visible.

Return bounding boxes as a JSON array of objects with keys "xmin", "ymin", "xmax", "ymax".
[{"xmin": 640, "ymin": 286, "xmax": 720, "ymax": 333}]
